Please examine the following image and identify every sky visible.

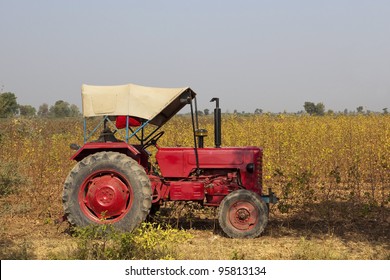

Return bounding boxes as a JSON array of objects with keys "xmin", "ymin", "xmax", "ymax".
[{"xmin": 1, "ymin": 0, "xmax": 389, "ymax": 113}]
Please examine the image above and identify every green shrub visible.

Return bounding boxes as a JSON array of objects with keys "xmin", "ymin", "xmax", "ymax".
[{"xmin": 70, "ymin": 222, "xmax": 192, "ymax": 260}]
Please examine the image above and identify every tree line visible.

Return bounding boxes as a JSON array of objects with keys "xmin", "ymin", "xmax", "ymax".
[
  {"xmin": 1, "ymin": 91, "xmax": 388, "ymax": 118},
  {"xmin": 231, "ymin": 102, "xmax": 388, "ymax": 116},
  {"xmin": 0, "ymin": 92, "xmax": 81, "ymax": 118}
]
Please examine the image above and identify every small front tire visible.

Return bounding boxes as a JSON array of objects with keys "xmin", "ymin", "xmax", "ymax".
[{"xmin": 218, "ymin": 189, "xmax": 268, "ymax": 238}]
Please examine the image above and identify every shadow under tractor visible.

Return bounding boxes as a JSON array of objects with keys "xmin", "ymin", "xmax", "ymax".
[{"xmin": 63, "ymin": 83, "xmax": 277, "ymax": 238}]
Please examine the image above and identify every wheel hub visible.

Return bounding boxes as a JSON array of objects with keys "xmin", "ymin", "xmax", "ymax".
[
  {"xmin": 237, "ymin": 208, "xmax": 250, "ymax": 220},
  {"xmin": 84, "ymin": 174, "xmax": 130, "ymax": 219},
  {"xmin": 228, "ymin": 201, "xmax": 258, "ymax": 231}
]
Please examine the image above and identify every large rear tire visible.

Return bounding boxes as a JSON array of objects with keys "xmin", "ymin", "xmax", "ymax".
[
  {"xmin": 63, "ymin": 151, "xmax": 151, "ymax": 231},
  {"xmin": 218, "ymin": 189, "xmax": 268, "ymax": 238}
]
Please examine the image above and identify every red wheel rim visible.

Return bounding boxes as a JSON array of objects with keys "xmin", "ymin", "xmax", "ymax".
[
  {"xmin": 228, "ymin": 201, "xmax": 259, "ymax": 231},
  {"xmin": 78, "ymin": 170, "xmax": 133, "ymax": 223}
]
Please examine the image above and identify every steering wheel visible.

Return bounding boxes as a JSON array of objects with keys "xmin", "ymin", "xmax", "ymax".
[{"xmin": 142, "ymin": 131, "xmax": 165, "ymax": 149}]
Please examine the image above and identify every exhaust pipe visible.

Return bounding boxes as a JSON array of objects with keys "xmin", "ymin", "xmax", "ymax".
[{"xmin": 210, "ymin": 98, "xmax": 221, "ymax": 148}]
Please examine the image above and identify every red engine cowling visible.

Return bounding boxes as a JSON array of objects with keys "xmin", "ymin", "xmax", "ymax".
[{"xmin": 155, "ymin": 146, "xmax": 263, "ymax": 195}]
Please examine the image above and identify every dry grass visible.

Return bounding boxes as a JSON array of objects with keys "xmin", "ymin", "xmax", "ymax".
[{"xmin": 1, "ymin": 209, "xmax": 388, "ymax": 260}]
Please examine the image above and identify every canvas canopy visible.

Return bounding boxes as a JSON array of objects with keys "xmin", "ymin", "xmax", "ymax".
[{"xmin": 82, "ymin": 83, "xmax": 196, "ymax": 126}]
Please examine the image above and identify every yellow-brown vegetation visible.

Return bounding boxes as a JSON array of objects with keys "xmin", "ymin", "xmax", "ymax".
[{"xmin": 0, "ymin": 114, "xmax": 389, "ymax": 259}]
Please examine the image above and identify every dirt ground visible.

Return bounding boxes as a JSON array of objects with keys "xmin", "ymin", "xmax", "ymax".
[{"xmin": 1, "ymin": 202, "xmax": 389, "ymax": 260}]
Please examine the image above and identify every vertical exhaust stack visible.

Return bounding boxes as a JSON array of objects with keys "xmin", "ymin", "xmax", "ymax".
[{"xmin": 210, "ymin": 98, "xmax": 221, "ymax": 148}]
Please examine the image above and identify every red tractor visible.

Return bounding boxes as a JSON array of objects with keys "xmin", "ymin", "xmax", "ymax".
[{"xmin": 63, "ymin": 83, "xmax": 277, "ymax": 238}]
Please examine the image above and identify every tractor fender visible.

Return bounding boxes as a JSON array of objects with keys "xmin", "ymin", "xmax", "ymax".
[{"xmin": 71, "ymin": 142, "xmax": 141, "ymax": 162}]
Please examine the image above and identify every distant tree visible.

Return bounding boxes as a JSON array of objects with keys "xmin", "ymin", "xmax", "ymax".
[
  {"xmin": 0, "ymin": 92, "xmax": 18, "ymax": 118},
  {"xmin": 315, "ymin": 103, "xmax": 325, "ymax": 116},
  {"xmin": 304, "ymin": 101, "xmax": 325, "ymax": 116},
  {"xmin": 383, "ymin": 108, "xmax": 388, "ymax": 115},
  {"xmin": 37, "ymin": 103, "xmax": 49, "ymax": 117},
  {"xmin": 254, "ymin": 108, "xmax": 263, "ymax": 114},
  {"xmin": 356, "ymin": 106, "xmax": 364, "ymax": 114},
  {"xmin": 303, "ymin": 102, "xmax": 316, "ymax": 115},
  {"xmin": 69, "ymin": 104, "xmax": 81, "ymax": 117},
  {"xmin": 50, "ymin": 100, "xmax": 71, "ymax": 117},
  {"xmin": 197, "ymin": 110, "xmax": 204, "ymax": 116},
  {"xmin": 204, "ymin": 108, "xmax": 210, "ymax": 116},
  {"xmin": 19, "ymin": 105, "xmax": 36, "ymax": 117}
]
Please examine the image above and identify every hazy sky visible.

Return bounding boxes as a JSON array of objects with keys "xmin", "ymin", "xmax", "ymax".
[{"xmin": 1, "ymin": 0, "xmax": 389, "ymax": 113}]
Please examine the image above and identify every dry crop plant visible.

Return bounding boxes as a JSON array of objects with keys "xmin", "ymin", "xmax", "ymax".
[
  {"xmin": 0, "ymin": 113, "xmax": 389, "ymax": 239},
  {"xmin": 224, "ymin": 114, "xmax": 389, "ymax": 233},
  {"xmin": 161, "ymin": 114, "xmax": 390, "ymax": 234},
  {"xmin": 0, "ymin": 118, "xmax": 83, "ymax": 224}
]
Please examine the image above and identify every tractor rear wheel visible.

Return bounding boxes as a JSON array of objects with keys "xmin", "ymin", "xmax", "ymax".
[
  {"xmin": 62, "ymin": 151, "xmax": 151, "ymax": 231},
  {"xmin": 218, "ymin": 189, "xmax": 268, "ymax": 238}
]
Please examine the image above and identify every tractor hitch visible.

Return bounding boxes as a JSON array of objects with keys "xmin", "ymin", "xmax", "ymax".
[{"xmin": 261, "ymin": 188, "xmax": 279, "ymax": 204}]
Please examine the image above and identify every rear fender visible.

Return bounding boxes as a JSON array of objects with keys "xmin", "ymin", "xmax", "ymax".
[{"xmin": 71, "ymin": 142, "xmax": 141, "ymax": 162}]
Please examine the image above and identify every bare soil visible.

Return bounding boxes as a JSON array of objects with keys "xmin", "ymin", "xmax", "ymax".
[{"xmin": 1, "ymin": 200, "xmax": 389, "ymax": 260}]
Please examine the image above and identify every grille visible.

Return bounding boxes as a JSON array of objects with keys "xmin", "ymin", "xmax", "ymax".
[{"xmin": 256, "ymin": 154, "xmax": 263, "ymax": 191}]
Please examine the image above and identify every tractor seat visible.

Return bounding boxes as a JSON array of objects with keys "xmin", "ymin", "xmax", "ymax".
[{"xmin": 115, "ymin": 116, "xmax": 141, "ymax": 129}]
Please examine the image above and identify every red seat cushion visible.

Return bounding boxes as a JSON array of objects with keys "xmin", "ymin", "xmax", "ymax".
[{"xmin": 115, "ymin": 116, "xmax": 141, "ymax": 128}]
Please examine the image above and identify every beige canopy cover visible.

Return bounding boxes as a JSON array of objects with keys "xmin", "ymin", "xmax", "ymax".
[{"xmin": 82, "ymin": 83, "xmax": 196, "ymax": 126}]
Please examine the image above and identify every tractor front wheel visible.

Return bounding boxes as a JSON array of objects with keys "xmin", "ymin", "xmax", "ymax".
[
  {"xmin": 218, "ymin": 189, "xmax": 268, "ymax": 238},
  {"xmin": 62, "ymin": 151, "xmax": 151, "ymax": 231}
]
